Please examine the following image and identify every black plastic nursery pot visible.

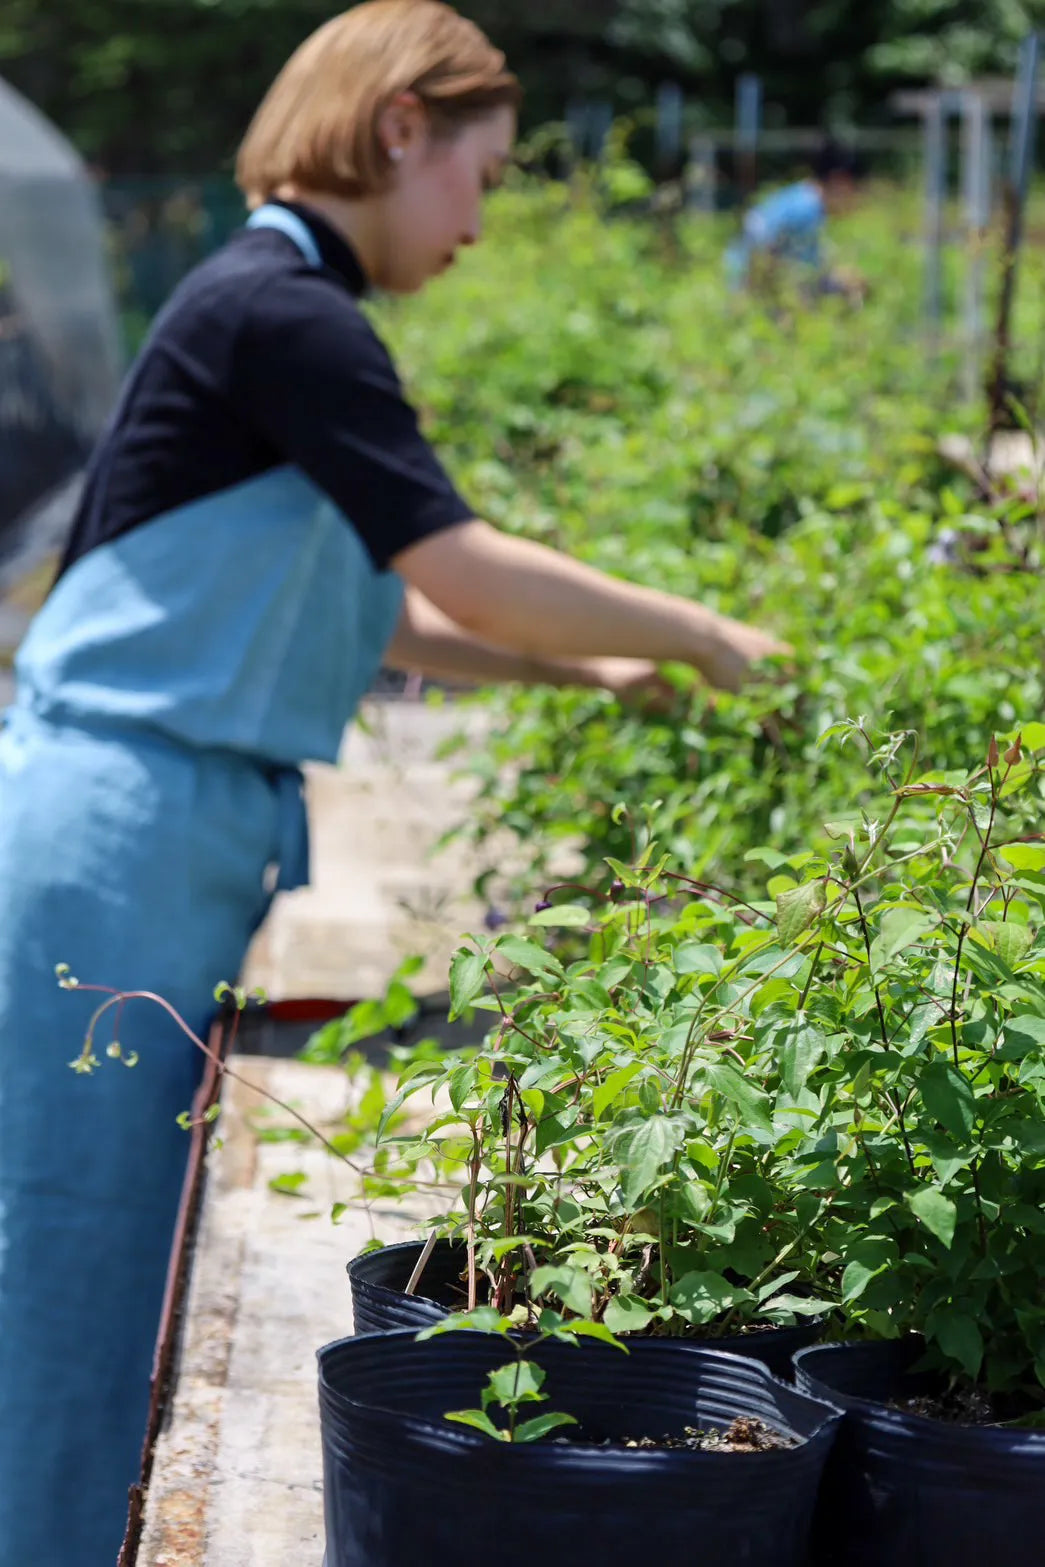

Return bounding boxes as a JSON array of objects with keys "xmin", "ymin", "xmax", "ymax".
[
  {"xmin": 348, "ymin": 1239, "xmax": 462, "ymax": 1334},
  {"xmin": 347, "ymin": 1238, "xmax": 822, "ymax": 1379},
  {"xmin": 318, "ymin": 1330, "xmax": 841, "ymax": 1567},
  {"xmin": 794, "ymin": 1338, "xmax": 1045, "ymax": 1567}
]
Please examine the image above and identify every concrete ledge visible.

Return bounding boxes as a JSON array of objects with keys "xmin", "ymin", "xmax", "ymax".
[{"xmin": 137, "ymin": 1057, "xmax": 435, "ymax": 1566}]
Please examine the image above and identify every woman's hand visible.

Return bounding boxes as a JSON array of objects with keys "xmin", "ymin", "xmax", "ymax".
[
  {"xmin": 696, "ymin": 616, "xmax": 791, "ymax": 694},
  {"xmin": 589, "ymin": 658, "xmax": 682, "ymax": 714}
]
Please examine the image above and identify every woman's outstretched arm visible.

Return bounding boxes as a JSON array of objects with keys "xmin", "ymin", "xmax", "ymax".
[
  {"xmin": 394, "ymin": 519, "xmax": 785, "ymax": 693},
  {"xmin": 384, "ymin": 587, "xmax": 679, "ymax": 708}
]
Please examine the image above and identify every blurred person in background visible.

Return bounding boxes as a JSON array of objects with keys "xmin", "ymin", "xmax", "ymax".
[
  {"xmin": 0, "ymin": 4, "xmax": 786, "ymax": 1560},
  {"xmin": 727, "ymin": 138, "xmax": 868, "ymax": 302}
]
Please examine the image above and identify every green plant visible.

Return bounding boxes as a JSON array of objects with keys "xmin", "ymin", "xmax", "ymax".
[
  {"xmin": 803, "ymin": 721, "xmax": 1045, "ymax": 1403},
  {"xmin": 368, "ymin": 717, "xmax": 1045, "ymax": 1406},
  {"xmin": 367, "ymin": 171, "xmax": 1045, "ymax": 919},
  {"xmin": 374, "ymin": 816, "xmax": 840, "ymax": 1339},
  {"xmin": 417, "ymin": 1305, "xmax": 622, "ymax": 1443}
]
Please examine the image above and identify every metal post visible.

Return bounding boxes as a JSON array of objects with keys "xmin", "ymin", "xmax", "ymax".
[
  {"xmin": 962, "ymin": 92, "xmax": 990, "ymax": 400},
  {"xmin": 988, "ymin": 32, "xmax": 1041, "ymax": 429},
  {"xmin": 735, "ymin": 74, "xmax": 762, "ymax": 199},
  {"xmin": 655, "ymin": 82, "xmax": 685, "ymax": 176},
  {"xmin": 1010, "ymin": 30, "xmax": 1041, "ymax": 205},
  {"xmin": 589, "ymin": 100, "xmax": 614, "ymax": 162},
  {"xmin": 686, "ymin": 134, "xmax": 718, "ymax": 212},
  {"xmin": 565, "ymin": 99, "xmax": 588, "ymax": 160},
  {"xmin": 923, "ymin": 95, "xmax": 946, "ymax": 346}
]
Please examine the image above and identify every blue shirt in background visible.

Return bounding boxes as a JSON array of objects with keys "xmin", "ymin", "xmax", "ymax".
[{"xmin": 727, "ymin": 180, "xmax": 825, "ymax": 286}]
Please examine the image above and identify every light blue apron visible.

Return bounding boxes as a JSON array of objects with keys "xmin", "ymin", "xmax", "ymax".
[{"xmin": 0, "ymin": 205, "xmax": 403, "ymax": 1565}]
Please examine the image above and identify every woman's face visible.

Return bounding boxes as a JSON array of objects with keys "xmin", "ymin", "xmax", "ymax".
[{"xmin": 377, "ymin": 105, "xmax": 516, "ymax": 293}]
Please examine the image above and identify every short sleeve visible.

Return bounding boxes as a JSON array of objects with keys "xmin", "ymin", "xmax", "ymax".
[{"xmin": 234, "ymin": 268, "xmax": 474, "ymax": 569}]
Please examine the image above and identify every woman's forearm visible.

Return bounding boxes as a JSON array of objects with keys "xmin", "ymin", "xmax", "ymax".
[
  {"xmin": 394, "ymin": 520, "xmax": 782, "ymax": 691},
  {"xmin": 385, "ymin": 588, "xmax": 607, "ymax": 689}
]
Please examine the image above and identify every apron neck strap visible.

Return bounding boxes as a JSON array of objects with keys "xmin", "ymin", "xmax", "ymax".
[{"xmin": 246, "ymin": 204, "xmax": 322, "ymax": 268}]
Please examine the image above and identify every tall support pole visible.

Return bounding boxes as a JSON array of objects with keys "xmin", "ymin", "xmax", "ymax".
[
  {"xmin": 686, "ymin": 134, "xmax": 718, "ymax": 212},
  {"xmin": 988, "ymin": 32, "xmax": 1040, "ymax": 431},
  {"xmin": 735, "ymin": 74, "xmax": 762, "ymax": 200},
  {"xmin": 923, "ymin": 95, "xmax": 946, "ymax": 350},
  {"xmin": 589, "ymin": 100, "xmax": 614, "ymax": 162},
  {"xmin": 962, "ymin": 92, "xmax": 991, "ymax": 401},
  {"xmin": 565, "ymin": 99, "xmax": 588, "ymax": 161},
  {"xmin": 655, "ymin": 82, "xmax": 684, "ymax": 177}
]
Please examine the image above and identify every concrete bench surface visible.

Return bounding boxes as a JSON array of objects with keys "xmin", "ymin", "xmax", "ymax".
[{"xmin": 137, "ymin": 1056, "xmax": 432, "ymax": 1565}]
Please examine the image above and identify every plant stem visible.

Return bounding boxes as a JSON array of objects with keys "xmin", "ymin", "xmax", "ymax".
[
  {"xmin": 74, "ymin": 987, "xmax": 369, "ymax": 1174},
  {"xmin": 950, "ymin": 770, "xmax": 999, "ymax": 1064},
  {"xmin": 847, "ymin": 884, "xmax": 916, "ymax": 1175},
  {"xmin": 797, "ymin": 941, "xmax": 825, "ymax": 1010},
  {"xmin": 466, "ymin": 1126, "xmax": 481, "ymax": 1310},
  {"xmin": 699, "ymin": 1128, "xmax": 735, "ymax": 1255}
]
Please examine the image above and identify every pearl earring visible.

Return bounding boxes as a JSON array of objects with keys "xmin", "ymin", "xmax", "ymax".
[{"xmin": 388, "ymin": 146, "xmax": 404, "ymax": 162}]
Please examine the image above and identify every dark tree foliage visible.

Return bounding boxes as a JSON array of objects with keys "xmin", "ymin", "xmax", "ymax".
[{"xmin": 2, "ymin": 0, "xmax": 1044, "ymax": 173}]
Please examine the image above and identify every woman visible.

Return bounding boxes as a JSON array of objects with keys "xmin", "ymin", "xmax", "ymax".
[{"xmin": 0, "ymin": 5, "xmax": 784, "ymax": 1561}]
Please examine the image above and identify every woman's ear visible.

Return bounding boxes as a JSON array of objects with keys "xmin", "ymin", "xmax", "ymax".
[{"xmin": 377, "ymin": 91, "xmax": 428, "ymax": 162}]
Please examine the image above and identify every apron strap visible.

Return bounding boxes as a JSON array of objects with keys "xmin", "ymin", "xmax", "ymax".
[
  {"xmin": 244, "ymin": 201, "xmax": 318, "ymax": 895},
  {"xmin": 246, "ymin": 203, "xmax": 322, "ymax": 269}
]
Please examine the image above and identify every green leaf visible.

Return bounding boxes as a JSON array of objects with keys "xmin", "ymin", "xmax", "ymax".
[
  {"xmin": 1018, "ymin": 723, "xmax": 1045, "ymax": 753},
  {"xmin": 570, "ymin": 978, "xmax": 615, "ymax": 1010},
  {"xmin": 919, "ymin": 1061, "xmax": 976, "ymax": 1140},
  {"xmin": 415, "ymin": 1307, "xmax": 506, "ymax": 1340},
  {"xmin": 485, "ymin": 1234, "xmax": 540, "ymax": 1262},
  {"xmin": 933, "ymin": 1314, "xmax": 984, "ymax": 1380},
  {"xmin": 745, "ymin": 845, "xmax": 791, "ymax": 869},
  {"xmin": 529, "ymin": 1264, "xmax": 593, "ymax": 1317},
  {"xmin": 603, "ymin": 1295, "xmax": 655, "ymax": 1333},
  {"xmin": 1000, "ymin": 843, "xmax": 1045, "ymax": 873},
  {"xmin": 670, "ymin": 1270, "xmax": 749, "ymax": 1326},
  {"xmin": 449, "ymin": 947, "xmax": 488, "ymax": 1020},
  {"xmin": 556, "ymin": 1319, "xmax": 626, "ymax": 1348},
  {"xmin": 673, "ymin": 942, "xmax": 724, "ymax": 976},
  {"xmin": 759, "ymin": 1293, "xmax": 833, "ymax": 1317},
  {"xmin": 776, "ymin": 1016, "xmax": 827, "ymax": 1098},
  {"xmin": 920, "ymin": 1132, "xmax": 973, "ymax": 1186},
  {"xmin": 978, "ymin": 921, "xmax": 1034, "ymax": 968},
  {"xmin": 445, "ymin": 1408, "xmax": 506, "ymax": 1440},
  {"xmin": 485, "ymin": 1359, "xmax": 545, "ymax": 1407},
  {"xmin": 512, "ymin": 1411, "xmax": 578, "ymax": 1442},
  {"xmin": 592, "ymin": 1062, "xmax": 644, "ymax": 1120},
  {"xmin": 775, "ymin": 880, "xmax": 827, "ymax": 946},
  {"xmin": 1003, "ymin": 1119, "xmax": 1045, "ymax": 1156},
  {"xmin": 268, "ymin": 1171, "xmax": 308, "ymax": 1196},
  {"xmin": 534, "ymin": 1111, "xmax": 580, "ymax": 1156},
  {"xmin": 529, "ymin": 903, "xmax": 591, "ymax": 928},
  {"xmin": 382, "ymin": 979, "xmax": 419, "ymax": 1029},
  {"xmin": 997, "ymin": 1015, "xmax": 1045, "ymax": 1062},
  {"xmin": 907, "ymin": 1185, "xmax": 957, "ymax": 1247},
  {"xmin": 704, "ymin": 1059, "xmax": 775, "ymax": 1133},
  {"xmin": 870, "ymin": 908, "xmax": 932, "ymax": 971},
  {"xmin": 448, "ymin": 1063, "xmax": 477, "ymax": 1111},
  {"xmin": 605, "ymin": 857, "xmax": 642, "ymax": 886},
  {"xmin": 841, "ymin": 1237, "xmax": 897, "ymax": 1301},
  {"xmin": 496, "ymin": 936, "xmax": 564, "ymax": 979},
  {"xmin": 616, "ymin": 1115, "xmax": 684, "ymax": 1205}
]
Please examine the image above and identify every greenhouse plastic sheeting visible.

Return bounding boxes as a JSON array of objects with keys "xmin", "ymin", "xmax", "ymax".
[{"xmin": 0, "ymin": 75, "xmax": 120, "ymax": 604}]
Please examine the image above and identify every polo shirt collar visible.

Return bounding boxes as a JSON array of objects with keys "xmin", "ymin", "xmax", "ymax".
[{"xmin": 271, "ymin": 198, "xmax": 368, "ymax": 296}]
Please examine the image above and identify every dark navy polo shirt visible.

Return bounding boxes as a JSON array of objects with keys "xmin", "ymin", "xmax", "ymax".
[{"xmin": 59, "ymin": 200, "xmax": 474, "ymax": 578}]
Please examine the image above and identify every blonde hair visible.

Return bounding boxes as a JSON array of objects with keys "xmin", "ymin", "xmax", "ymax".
[{"xmin": 236, "ymin": 1, "xmax": 520, "ymax": 204}]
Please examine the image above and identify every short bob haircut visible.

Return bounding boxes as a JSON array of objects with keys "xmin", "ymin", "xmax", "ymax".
[{"xmin": 236, "ymin": 1, "xmax": 520, "ymax": 205}]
